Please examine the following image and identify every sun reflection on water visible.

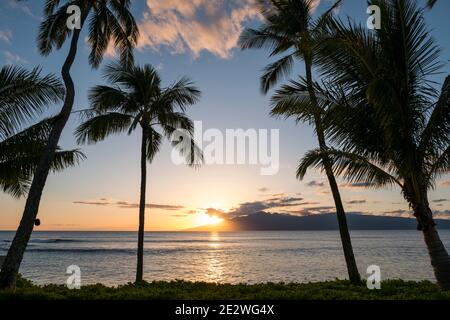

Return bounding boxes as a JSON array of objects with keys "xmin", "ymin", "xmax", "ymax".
[{"xmin": 205, "ymin": 232, "xmax": 224, "ymax": 282}]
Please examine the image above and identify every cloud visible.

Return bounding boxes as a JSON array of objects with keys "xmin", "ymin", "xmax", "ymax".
[
  {"xmin": 297, "ymin": 201, "xmax": 320, "ymax": 205},
  {"xmin": 0, "ymin": 29, "xmax": 12, "ymax": 43},
  {"xmin": 230, "ymin": 201, "xmax": 269, "ymax": 216},
  {"xmin": 7, "ymin": 0, "xmax": 39, "ymax": 20},
  {"xmin": 138, "ymin": 0, "xmax": 262, "ymax": 59},
  {"xmin": 258, "ymin": 187, "xmax": 269, "ymax": 192},
  {"xmin": 432, "ymin": 199, "xmax": 449, "ymax": 203},
  {"xmin": 306, "ymin": 180, "xmax": 325, "ymax": 187},
  {"xmin": 270, "ymin": 192, "xmax": 286, "ymax": 197},
  {"xmin": 346, "ymin": 200, "xmax": 367, "ymax": 204},
  {"xmin": 435, "ymin": 210, "xmax": 450, "ymax": 219},
  {"xmin": 116, "ymin": 201, "xmax": 184, "ymax": 210},
  {"xmin": 265, "ymin": 194, "xmax": 288, "ymax": 201},
  {"xmin": 287, "ymin": 206, "xmax": 336, "ymax": 216},
  {"xmin": 340, "ymin": 182, "xmax": 378, "ymax": 189},
  {"xmin": 204, "ymin": 207, "xmax": 228, "ymax": 219},
  {"xmin": 439, "ymin": 180, "xmax": 450, "ymax": 187},
  {"xmin": 228, "ymin": 195, "xmax": 305, "ymax": 217},
  {"xmin": 381, "ymin": 209, "xmax": 411, "ymax": 218},
  {"xmin": 4, "ymin": 51, "xmax": 27, "ymax": 64},
  {"xmin": 73, "ymin": 199, "xmax": 184, "ymax": 211},
  {"xmin": 73, "ymin": 201, "xmax": 110, "ymax": 206},
  {"xmin": 378, "ymin": 208, "xmax": 450, "ymax": 220}
]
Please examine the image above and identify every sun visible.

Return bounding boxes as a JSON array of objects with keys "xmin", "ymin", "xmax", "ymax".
[{"xmin": 197, "ymin": 213, "xmax": 224, "ymax": 226}]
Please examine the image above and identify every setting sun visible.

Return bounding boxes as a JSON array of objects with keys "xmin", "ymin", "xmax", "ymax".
[{"xmin": 197, "ymin": 214, "xmax": 224, "ymax": 226}]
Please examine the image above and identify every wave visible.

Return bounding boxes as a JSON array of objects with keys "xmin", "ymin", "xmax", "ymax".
[
  {"xmin": 19, "ymin": 247, "xmax": 211, "ymax": 255},
  {"xmin": 2, "ymin": 238, "xmax": 84, "ymax": 244},
  {"xmin": 144, "ymin": 239, "xmax": 230, "ymax": 244}
]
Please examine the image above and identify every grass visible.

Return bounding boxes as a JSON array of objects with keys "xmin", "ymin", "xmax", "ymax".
[{"xmin": 1, "ymin": 277, "xmax": 450, "ymax": 300}]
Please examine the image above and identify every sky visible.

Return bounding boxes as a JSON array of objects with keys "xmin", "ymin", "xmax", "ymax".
[{"xmin": 1, "ymin": 0, "xmax": 450, "ymax": 231}]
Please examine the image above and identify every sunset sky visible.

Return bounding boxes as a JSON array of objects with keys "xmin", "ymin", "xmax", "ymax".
[{"xmin": 1, "ymin": 0, "xmax": 450, "ymax": 231}]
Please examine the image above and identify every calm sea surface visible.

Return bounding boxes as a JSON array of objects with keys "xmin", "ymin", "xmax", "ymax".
[{"xmin": 1, "ymin": 230, "xmax": 449, "ymax": 286}]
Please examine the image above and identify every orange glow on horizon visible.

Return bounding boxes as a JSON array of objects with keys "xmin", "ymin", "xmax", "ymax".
[{"xmin": 196, "ymin": 213, "xmax": 224, "ymax": 227}]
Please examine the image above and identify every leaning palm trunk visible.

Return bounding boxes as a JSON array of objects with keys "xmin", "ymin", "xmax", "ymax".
[
  {"xmin": 412, "ymin": 193, "xmax": 450, "ymax": 289},
  {"xmin": 323, "ymin": 160, "xmax": 361, "ymax": 283},
  {"xmin": 0, "ymin": 28, "xmax": 83, "ymax": 289},
  {"xmin": 304, "ymin": 57, "xmax": 361, "ymax": 283},
  {"xmin": 136, "ymin": 126, "xmax": 148, "ymax": 283}
]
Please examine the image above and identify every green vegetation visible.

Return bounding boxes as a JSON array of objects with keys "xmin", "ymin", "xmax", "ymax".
[{"xmin": 1, "ymin": 278, "xmax": 450, "ymax": 300}]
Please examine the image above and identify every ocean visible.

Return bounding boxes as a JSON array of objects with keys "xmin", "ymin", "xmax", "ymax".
[{"xmin": 1, "ymin": 230, "xmax": 449, "ymax": 286}]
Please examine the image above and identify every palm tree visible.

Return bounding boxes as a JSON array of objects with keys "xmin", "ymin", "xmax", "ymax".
[
  {"xmin": 0, "ymin": 0, "xmax": 139, "ymax": 288},
  {"xmin": 75, "ymin": 62, "xmax": 201, "ymax": 283},
  {"xmin": 0, "ymin": 65, "xmax": 84, "ymax": 198},
  {"xmin": 239, "ymin": 0, "xmax": 361, "ymax": 283},
  {"xmin": 298, "ymin": 0, "xmax": 450, "ymax": 289}
]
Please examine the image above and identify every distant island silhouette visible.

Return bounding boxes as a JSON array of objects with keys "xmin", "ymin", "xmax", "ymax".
[{"xmin": 188, "ymin": 212, "xmax": 450, "ymax": 231}]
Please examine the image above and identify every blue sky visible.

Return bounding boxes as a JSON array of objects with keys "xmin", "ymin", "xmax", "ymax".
[{"xmin": 1, "ymin": 0, "xmax": 450, "ymax": 230}]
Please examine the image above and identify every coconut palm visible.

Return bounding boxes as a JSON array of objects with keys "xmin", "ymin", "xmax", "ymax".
[
  {"xmin": 298, "ymin": 0, "xmax": 450, "ymax": 289},
  {"xmin": 239, "ymin": 0, "xmax": 361, "ymax": 283},
  {"xmin": 0, "ymin": 0, "xmax": 139, "ymax": 288},
  {"xmin": 0, "ymin": 65, "xmax": 84, "ymax": 198},
  {"xmin": 75, "ymin": 62, "xmax": 201, "ymax": 283}
]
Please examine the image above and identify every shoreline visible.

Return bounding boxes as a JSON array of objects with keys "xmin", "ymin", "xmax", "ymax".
[{"xmin": 2, "ymin": 278, "xmax": 450, "ymax": 300}]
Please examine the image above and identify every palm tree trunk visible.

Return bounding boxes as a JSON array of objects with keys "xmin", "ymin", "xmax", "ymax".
[
  {"xmin": 304, "ymin": 57, "xmax": 361, "ymax": 283},
  {"xmin": 0, "ymin": 28, "xmax": 83, "ymax": 289},
  {"xmin": 135, "ymin": 126, "xmax": 148, "ymax": 283},
  {"xmin": 413, "ymin": 195, "xmax": 450, "ymax": 290}
]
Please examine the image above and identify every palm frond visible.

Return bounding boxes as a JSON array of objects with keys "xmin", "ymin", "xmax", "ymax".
[
  {"xmin": 0, "ymin": 66, "xmax": 63, "ymax": 139},
  {"xmin": 88, "ymin": 85, "xmax": 130, "ymax": 113},
  {"xmin": 145, "ymin": 127, "xmax": 162, "ymax": 162},
  {"xmin": 260, "ymin": 54, "xmax": 295, "ymax": 94},
  {"xmin": 78, "ymin": 61, "xmax": 201, "ymax": 169},
  {"xmin": 75, "ymin": 112, "xmax": 133, "ymax": 144},
  {"xmin": 1, "ymin": 117, "xmax": 85, "ymax": 198},
  {"xmin": 39, "ymin": 0, "xmax": 138, "ymax": 68},
  {"xmin": 419, "ymin": 76, "xmax": 450, "ymax": 158},
  {"xmin": 0, "ymin": 147, "xmax": 85, "ymax": 198},
  {"xmin": 270, "ymin": 77, "xmax": 325, "ymax": 123},
  {"xmin": 50, "ymin": 148, "xmax": 86, "ymax": 172},
  {"xmin": 37, "ymin": 1, "xmax": 75, "ymax": 55},
  {"xmin": 297, "ymin": 148, "xmax": 402, "ymax": 189},
  {"xmin": 169, "ymin": 127, "xmax": 203, "ymax": 168},
  {"xmin": 160, "ymin": 77, "xmax": 201, "ymax": 112},
  {"xmin": 427, "ymin": 0, "xmax": 437, "ymax": 8}
]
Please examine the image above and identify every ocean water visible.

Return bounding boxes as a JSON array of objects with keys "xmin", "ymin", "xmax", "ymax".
[{"xmin": 1, "ymin": 230, "xmax": 449, "ymax": 286}]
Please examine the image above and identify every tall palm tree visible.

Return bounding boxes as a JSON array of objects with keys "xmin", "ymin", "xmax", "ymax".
[
  {"xmin": 75, "ymin": 62, "xmax": 201, "ymax": 283},
  {"xmin": 239, "ymin": 0, "xmax": 361, "ymax": 283},
  {"xmin": 0, "ymin": 0, "xmax": 139, "ymax": 288},
  {"xmin": 0, "ymin": 65, "xmax": 84, "ymax": 198},
  {"xmin": 299, "ymin": 0, "xmax": 450, "ymax": 289}
]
